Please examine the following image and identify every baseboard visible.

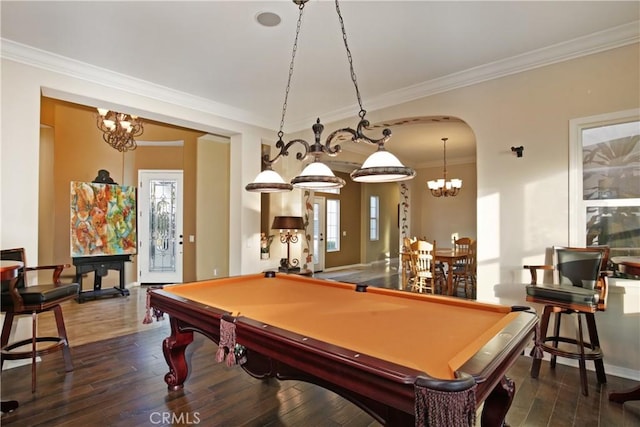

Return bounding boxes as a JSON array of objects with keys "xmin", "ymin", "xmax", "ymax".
[
  {"xmin": 1, "ymin": 357, "xmax": 41, "ymax": 370},
  {"xmin": 321, "ymin": 263, "xmax": 368, "ymax": 272}
]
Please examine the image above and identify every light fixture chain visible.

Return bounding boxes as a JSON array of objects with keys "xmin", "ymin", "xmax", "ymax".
[
  {"xmin": 278, "ymin": 2, "xmax": 306, "ymax": 139},
  {"xmin": 443, "ymin": 138, "xmax": 448, "ymax": 178},
  {"xmin": 334, "ymin": 0, "xmax": 364, "ymax": 116}
]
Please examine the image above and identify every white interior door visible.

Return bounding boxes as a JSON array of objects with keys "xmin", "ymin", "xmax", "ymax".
[
  {"xmin": 312, "ymin": 196, "xmax": 326, "ymax": 272},
  {"xmin": 138, "ymin": 170, "xmax": 183, "ymax": 284}
]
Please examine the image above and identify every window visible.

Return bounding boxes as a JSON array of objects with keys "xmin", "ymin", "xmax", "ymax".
[
  {"xmin": 369, "ymin": 196, "xmax": 379, "ymax": 241},
  {"xmin": 326, "ymin": 199, "xmax": 340, "ymax": 252},
  {"xmin": 570, "ymin": 109, "xmax": 640, "ymax": 257}
]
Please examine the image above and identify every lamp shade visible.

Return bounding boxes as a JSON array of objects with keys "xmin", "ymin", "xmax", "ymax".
[
  {"xmin": 245, "ymin": 169, "xmax": 293, "ymax": 192},
  {"xmin": 291, "ymin": 161, "xmax": 346, "ymax": 189},
  {"xmin": 351, "ymin": 148, "xmax": 416, "ymax": 183},
  {"xmin": 271, "ymin": 216, "xmax": 305, "ymax": 231}
]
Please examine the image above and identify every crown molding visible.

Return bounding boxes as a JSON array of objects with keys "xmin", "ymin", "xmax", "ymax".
[
  {"xmin": 0, "ymin": 38, "xmax": 273, "ymax": 130},
  {"xmin": 136, "ymin": 140, "xmax": 184, "ymax": 147},
  {"xmin": 287, "ymin": 21, "xmax": 640, "ymax": 132},
  {"xmin": 2, "ymin": 20, "xmax": 638, "ymax": 133}
]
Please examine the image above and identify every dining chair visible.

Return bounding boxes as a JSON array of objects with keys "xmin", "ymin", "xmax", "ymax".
[
  {"xmin": 409, "ymin": 240, "xmax": 437, "ymax": 294},
  {"xmin": 1, "ymin": 248, "xmax": 80, "ymax": 393},
  {"xmin": 453, "ymin": 237, "xmax": 473, "ymax": 271},
  {"xmin": 400, "ymin": 237, "xmax": 415, "ymax": 289},
  {"xmin": 524, "ymin": 245, "xmax": 609, "ymax": 396},
  {"xmin": 453, "ymin": 239, "xmax": 477, "ymax": 299}
]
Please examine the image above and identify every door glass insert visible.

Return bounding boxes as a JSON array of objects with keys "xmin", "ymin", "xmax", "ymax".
[
  {"xmin": 313, "ymin": 202, "xmax": 320, "ymax": 264},
  {"xmin": 149, "ymin": 179, "xmax": 177, "ymax": 272}
]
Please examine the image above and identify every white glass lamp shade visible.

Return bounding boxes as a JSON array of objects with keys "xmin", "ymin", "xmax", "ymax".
[
  {"xmin": 291, "ymin": 161, "xmax": 346, "ymax": 189},
  {"xmin": 245, "ymin": 168, "xmax": 293, "ymax": 192},
  {"xmin": 351, "ymin": 148, "xmax": 415, "ymax": 183},
  {"xmin": 450, "ymin": 178, "xmax": 462, "ymax": 188}
]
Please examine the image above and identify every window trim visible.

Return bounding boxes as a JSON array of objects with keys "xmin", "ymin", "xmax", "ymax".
[
  {"xmin": 326, "ymin": 199, "xmax": 340, "ymax": 253},
  {"xmin": 569, "ymin": 108, "xmax": 640, "ymax": 247},
  {"xmin": 369, "ymin": 195, "xmax": 379, "ymax": 241}
]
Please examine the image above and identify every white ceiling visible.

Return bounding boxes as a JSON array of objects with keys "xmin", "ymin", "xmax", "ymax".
[{"xmin": 2, "ymin": 1, "xmax": 639, "ymax": 166}]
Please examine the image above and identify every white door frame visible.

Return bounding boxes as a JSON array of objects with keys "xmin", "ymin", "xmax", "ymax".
[
  {"xmin": 312, "ymin": 196, "xmax": 326, "ymax": 272},
  {"xmin": 137, "ymin": 169, "xmax": 184, "ymax": 284}
]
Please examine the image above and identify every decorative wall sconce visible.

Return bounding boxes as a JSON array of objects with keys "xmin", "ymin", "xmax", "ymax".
[
  {"xmin": 245, "ymin": 0, "xmax": 415, "ymax": 193},
  {"xmin": 271, "ymin": 216, "xmax": 305, "ymax": 272},
  {"xmin": 511, "ymin": 146, "xmax": 524, "ymax": 157}
]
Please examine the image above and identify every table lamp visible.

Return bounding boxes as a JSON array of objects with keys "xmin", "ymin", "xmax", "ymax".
[{"xmin": 271, "ymin": 216, "xmax": 305, "ymax": 273}]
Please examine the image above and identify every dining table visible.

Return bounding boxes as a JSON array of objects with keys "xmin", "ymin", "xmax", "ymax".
[
  {"xmin": 434, "ymin": 248, "xmax": 469, "ymax": 296},
  {"xmin": 1, "ymin": 259, "xmax": 24, "ymax": 413}
]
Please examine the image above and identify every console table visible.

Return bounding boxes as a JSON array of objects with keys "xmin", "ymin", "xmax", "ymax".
[{"xmin": 73, "ymin": 255, "xmax": 131, "ymax": 303}]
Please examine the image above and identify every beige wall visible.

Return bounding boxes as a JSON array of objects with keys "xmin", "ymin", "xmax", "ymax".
[
  {"xmin": 196, "ymin": 135, "xmax": 230, "ymax": 279},
  {"xmin": 414, "ymin": 161, "xmax": 477, "ymax": 247},
  {"xmin": 325, "ymin": 171, "xmax": 362, "ymax": 268},
  {"xmin": 361, "ymin": 181, "xmax": 400, "ymax": 263},
  {"xmin": 39, "ymin": 98, "xmax": 214, "ymax": 287},
  {"xmin": 2, "ymin": 43, "xmax": 638, "ymax": 376}
]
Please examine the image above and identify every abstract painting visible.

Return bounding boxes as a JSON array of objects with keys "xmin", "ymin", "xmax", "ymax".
[{"xmin": 70, "ymin": 181, "xmax": 137, "ymax": 257}]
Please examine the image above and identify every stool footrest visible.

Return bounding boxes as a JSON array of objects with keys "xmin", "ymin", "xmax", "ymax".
[
  {"xmin": 541, "ymin": 337, "xmax": 603, "ymax": 361},
  {"xmin": 1, "ymin": 337, "xmax": 67, "ymax": 360}
]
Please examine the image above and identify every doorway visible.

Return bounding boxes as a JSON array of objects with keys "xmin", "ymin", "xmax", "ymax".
[{"xmin": 137, "ymin": 169, "xmax": 184, "ymax": 284}]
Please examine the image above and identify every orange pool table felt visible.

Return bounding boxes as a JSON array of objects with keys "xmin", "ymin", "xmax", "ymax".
[{"xmin": 164, "ymin": 273, "xmax": 517, "ymax": 380}]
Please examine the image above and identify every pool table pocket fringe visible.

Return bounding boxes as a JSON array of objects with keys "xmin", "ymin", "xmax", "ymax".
[
  {"xmin": 216, "ymin": 314, "xmax": 241, "ymax": 367},
  {"xmin": 415, "ymin": 383, "xmax": 477, "ymax": 427},
  {"xmin": 142, "ymin": 287, "xmax": 165, "ymax": 324}
]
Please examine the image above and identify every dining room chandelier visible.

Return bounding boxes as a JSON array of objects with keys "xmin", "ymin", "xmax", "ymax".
[
  {"xmin": 427, "ymin": 138, "xmax": 462, "ymax": 197},
  {"xmin": 245, "ymin": 0, "xmax": 415, "ymax": 193},
  {"xmin": 96, "ymin": 108, "xmax": 144, "ymax": 152}
]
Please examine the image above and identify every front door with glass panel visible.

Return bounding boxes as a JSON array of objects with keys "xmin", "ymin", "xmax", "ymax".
[{"xmin": 138, "ymin": 170, "xmax": 184, "ymax": 284}]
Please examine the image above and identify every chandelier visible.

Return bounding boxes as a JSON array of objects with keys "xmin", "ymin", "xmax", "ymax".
[
  {"xmin": 245, "ymin": 0, "xmax": 415, "ymax": 193},
  {"xmin": 96, "ymin": 108, "xmax": 144, "ymax": 152},
  {"xmin": 427, "ymin": 138, "xmax": 462, "ymax": 197}
]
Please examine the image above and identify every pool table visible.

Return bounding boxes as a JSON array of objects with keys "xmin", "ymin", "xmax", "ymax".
[{"xmin": 149, "ymin": 273, "xmax": 537, "ymax": 426}]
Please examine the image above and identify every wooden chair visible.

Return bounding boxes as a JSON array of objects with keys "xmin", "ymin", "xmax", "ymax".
[
  {"xmin": 454, "ymin": 237, "xmax": 472, "ymax": 253},
  {"xmin": 524, "ymin": 246, "xmax": 609, "ymax": 396},
  {"xmin": 453, "ymin": 239, "xmax": 477, "ymax": 299},
  {"xmin": 1, "ymin": 248, "xmax": 80, "ymax": 393},
  {"xmin": 409, "ymin": 240, "xmax": 437, "ymax": 294},
  {"xmin": 400, "ymin": 237, "xmax": 415, "ymax": 290}
]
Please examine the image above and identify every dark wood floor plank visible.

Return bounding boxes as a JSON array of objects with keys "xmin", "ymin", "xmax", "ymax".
[{"xmin": 2, "ymin": 286, "xmax": 639, "ymax": 426}]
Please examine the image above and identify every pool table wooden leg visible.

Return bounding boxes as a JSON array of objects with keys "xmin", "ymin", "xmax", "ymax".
[
  {"xmin": 481, "ymin": 375, "xmax": 515, "ymax": 427},
  {"xmin": 162, "ymin": 317, "xmax": 194, "ymax": 391}
]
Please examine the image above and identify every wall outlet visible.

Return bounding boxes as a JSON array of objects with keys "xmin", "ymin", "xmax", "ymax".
[{"xmin": 213, "ymin": 268, "xmax": 218, "ymax": 277}]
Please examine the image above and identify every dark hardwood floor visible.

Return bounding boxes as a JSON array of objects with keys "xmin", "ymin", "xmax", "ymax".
[{"xmin": 1, "ymin": 286, "xmax": 639, "ymax": 426}]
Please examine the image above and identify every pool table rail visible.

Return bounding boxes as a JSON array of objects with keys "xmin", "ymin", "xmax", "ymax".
[{"xmin": 149, "ymin": 287, "xmax": 538, "ymax": 427}]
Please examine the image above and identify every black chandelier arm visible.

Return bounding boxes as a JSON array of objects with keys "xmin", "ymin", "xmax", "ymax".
[
  {"xmin": 320, "ymin": 114, "xmax": 394, "ymax": 148},
  {"xmin": 261, "ymin": 137, "xmax": 312, "ymax": 168},
  {"xmin": 356, "ymin": 118, "xmax": 392, "ymax": 146}
]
